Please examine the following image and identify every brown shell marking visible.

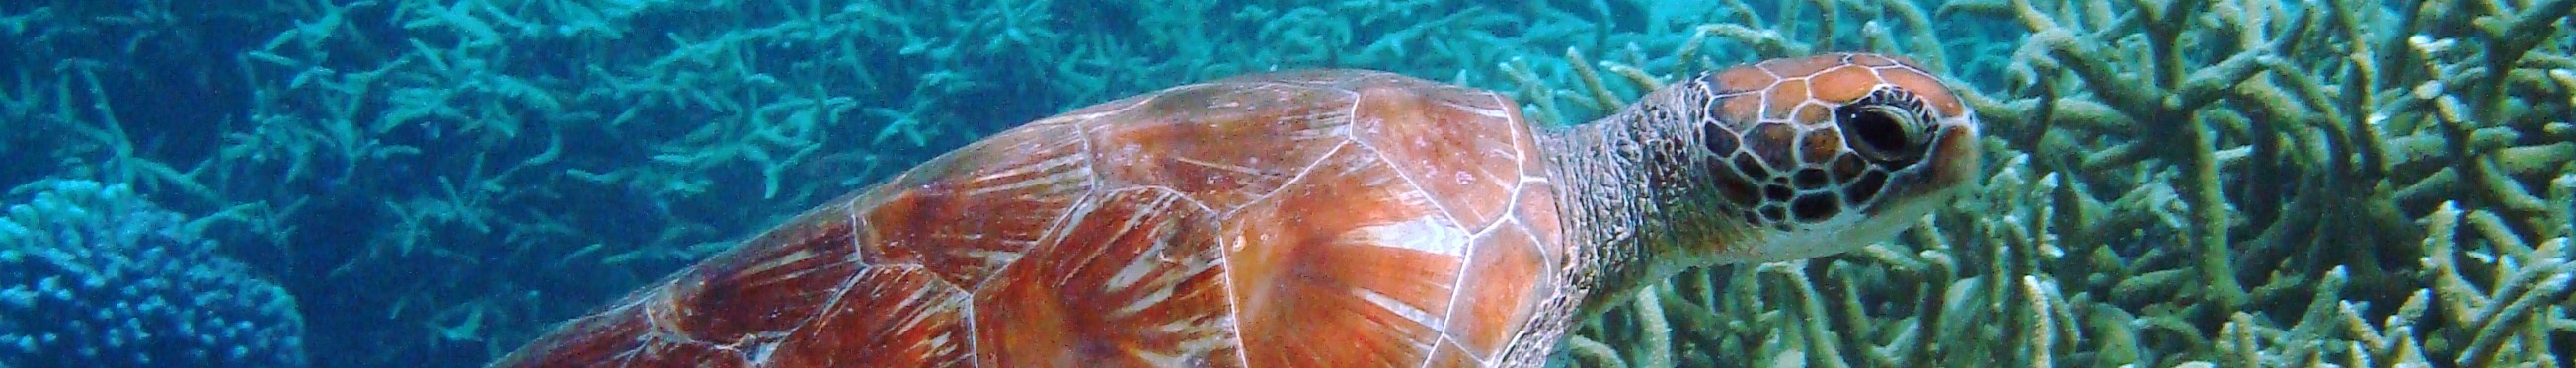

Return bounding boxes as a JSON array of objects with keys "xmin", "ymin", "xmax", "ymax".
[
  {"xmin": 974, "ymin": 187, "xmax": 1237, "ymax": 367},
  {"xmin": 864, "ymin": 121, "xmax": 1093, "ymax": 288},
  {"xmin": 495, "ymin": 70, "xmax": 1565, "ymax": 368},
  {"xmin": 1347, "ymin": 76, "xmax": 1563, "ymax": 361},
  {"xmin": 491, "ymin": 201, "xmax": 977, "ymax": 367},
  {"xmin": 1223, "ymin": 147, "xmax": 1463, "ymax": 366}
]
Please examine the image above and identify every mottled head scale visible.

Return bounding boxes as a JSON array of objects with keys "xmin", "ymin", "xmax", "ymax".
[{"xmin": 1643, "ymin": 53, "xmax": 1982, "ymax": 262}]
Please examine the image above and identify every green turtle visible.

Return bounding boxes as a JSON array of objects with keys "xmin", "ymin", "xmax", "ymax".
[{"xmin": 493, "ymin": 52, "xmax": 1981, "ymax": 367}]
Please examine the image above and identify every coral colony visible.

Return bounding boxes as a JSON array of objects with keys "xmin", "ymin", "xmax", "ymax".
[{"xmin": 0, "ymin": 181, "xmax": 307, "ymax": 367}]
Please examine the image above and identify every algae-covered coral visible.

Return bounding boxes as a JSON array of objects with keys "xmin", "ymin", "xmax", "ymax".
[{"xmin": 1, "ymin": 0, "xmax": 2569, "ymax": 366}]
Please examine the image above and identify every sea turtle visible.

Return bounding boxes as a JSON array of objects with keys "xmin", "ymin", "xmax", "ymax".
[{"xmin": 494, "ymin": 52, "xmax": 1981, "ymax": 368}]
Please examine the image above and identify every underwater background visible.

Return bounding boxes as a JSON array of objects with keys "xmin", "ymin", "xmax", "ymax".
[{"xmin": 2, "ymin": 0, "xmax": 2572, "ymax": 367}]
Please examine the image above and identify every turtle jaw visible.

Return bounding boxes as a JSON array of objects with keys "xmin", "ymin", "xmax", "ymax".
[{"xmin": 1724, "ymin": 155, "xmax": 1978, "ymax": 265}]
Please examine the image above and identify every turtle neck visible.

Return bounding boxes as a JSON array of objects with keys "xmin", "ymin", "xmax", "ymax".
[{"xmin": 1530, "ymin": 82, "xmax": 1747, "ymax": 319}]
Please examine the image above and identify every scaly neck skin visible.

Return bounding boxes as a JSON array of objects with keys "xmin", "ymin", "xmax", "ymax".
[{"xmin": 1534, "ymin": 105, "xmax": 1741, "ymax": 318}]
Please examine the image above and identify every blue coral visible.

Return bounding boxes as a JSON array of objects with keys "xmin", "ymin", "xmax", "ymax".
[{"xmin": 0, "ymin": 180, "xmax": 307, "ymax": 368}]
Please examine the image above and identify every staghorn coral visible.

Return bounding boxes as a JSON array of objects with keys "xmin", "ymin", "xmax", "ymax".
[{"xmin": 0, "ymin": 180, "xmax": 307, "ymax": 368}]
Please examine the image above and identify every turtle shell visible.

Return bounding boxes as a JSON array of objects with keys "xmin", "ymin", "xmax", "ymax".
[{"xmin": 494, "ymin": 70, "xmax": 1569, "ymax": 367}]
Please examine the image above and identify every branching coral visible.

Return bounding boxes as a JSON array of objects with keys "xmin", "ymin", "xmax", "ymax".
[{"xmin": 1521, "ymin": 0, "xmax": 2576, "ymax": 366}]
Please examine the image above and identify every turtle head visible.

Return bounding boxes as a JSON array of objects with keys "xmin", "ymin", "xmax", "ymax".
[
  {"xmin": 1555, "ymin": 53, "xmax": 1981, "ymax": 314},
  {"xmin": 1678, "ymin": 53, "xmax": 1982, "ymax": 262}
]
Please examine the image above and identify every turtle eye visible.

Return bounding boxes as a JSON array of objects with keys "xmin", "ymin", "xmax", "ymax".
[{"xmin": 1835, "ymin": 98, "xmax": 1929, "ymax": 165}]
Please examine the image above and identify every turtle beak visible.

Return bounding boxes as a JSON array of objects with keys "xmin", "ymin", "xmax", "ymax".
[{"xmin": 1927, "ymin": 120, "xmax": 1983, "ymax": 192}]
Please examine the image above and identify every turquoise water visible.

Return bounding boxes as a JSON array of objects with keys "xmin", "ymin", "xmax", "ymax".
[{"xmin": 3, "ymin": 0, "xmax": 2571, "ymax": 367}]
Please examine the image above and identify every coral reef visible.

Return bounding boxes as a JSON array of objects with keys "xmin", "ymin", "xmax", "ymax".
[
  {"xmin": 0, "ymin": 180, "xmax": 307, "ymax": 368},
  {"xmin": 1539, "ymin": 0, "xmax": 2576, "ymax": 366},
  {"xmin": 3, "ymin": 0, "xmax": 2570, "ymax": 366}
]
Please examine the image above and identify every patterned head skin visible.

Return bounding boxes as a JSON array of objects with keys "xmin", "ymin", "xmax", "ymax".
[{"xmin": 1685, "ymin": 53, "xmax": 1982, "ymax": 262}]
